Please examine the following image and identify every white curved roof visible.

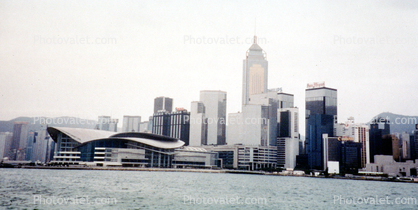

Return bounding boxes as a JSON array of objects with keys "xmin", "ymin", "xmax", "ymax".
[
  {"xmin": 48, "ymin": 127, "xmax": 116, "ymax": 144},
  {"xmin": 47, "ymin": 127, "xmax": 184, "ymax": 149},
  {"xmin": 115, "ymin": 137, "xmax": 184, "ymax": 149}
]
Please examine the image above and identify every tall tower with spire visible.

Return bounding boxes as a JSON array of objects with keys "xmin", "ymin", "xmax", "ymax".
[{"xmin": 242, "ymin": 35, "xmax": 268, "ymax": 105}]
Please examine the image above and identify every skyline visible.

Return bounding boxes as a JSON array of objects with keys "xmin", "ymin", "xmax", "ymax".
[{"xmin": 1, "ymin": 1, "xmax": 417, "ymax": 136}]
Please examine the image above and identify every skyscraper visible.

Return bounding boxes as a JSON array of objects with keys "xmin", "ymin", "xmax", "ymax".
[
  {"xmin": 169, "ymin": 109, "xmax": 190, "ymax": 146},
  {"xmin": 189, "ymin": 101, "xmax": 208, "ymax": 146},
  {"xmin": 401, "ymin": 132, "xmax": 411, "ymax": 160},
  {"xmin": 108, "ymin": 119, "xmax": 118, "ymax": 132},
  {"xmin": 122, "ymin": 115, "xmax": 142, "ymax": 132},
  {"xmin": 369, "ymin": 118, "xmax": 390, "ymax": 163},
  {"xmin": 335, "ymin": 118, "xmax": 370, "ymax": 168},
  {"xmin": 97, "ymin": 116, "xmax": 118, "ymax": 132},
  {"xmin": 242, "ymin": 36, "xmax": 268, "ymax": 106},
  {"xmin": 10, "ymin": 122, "xmax": 29, "ymax": 160},
  {"xmin": 152, "ymin": 108, "xmax": 190, "ymax": 144},
  {"xmin": 0, "ymin": 132, "xmax": 13, "ymax": 160},
  {"xmin": 152, "ymin": 111, "xmax": 171, "ymax": 137},
  {"xmin": 97, "ymin": 116, "xmax": 110, "ymax": 131},
  {"xmin": 305, "ymin": 85, "xmax": 337, "ymax": 170},
  {"xmin": 154, "ymin": 96, "xmax": 173, "ymax": 114},
  {"xmin": 199, "ymin": 90, "xmax": 227, "ymax": 145}
]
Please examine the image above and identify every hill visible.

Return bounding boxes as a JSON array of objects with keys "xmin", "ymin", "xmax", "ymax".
[
  {"xmin": 368, "ymin": 112, "xmax": 418, "ymax": 134},
  {"xmin": 0, "ymin": 116, "xmax": 97, "ymax": 132}
]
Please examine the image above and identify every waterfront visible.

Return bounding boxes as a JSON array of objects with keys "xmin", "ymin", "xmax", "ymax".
[{"xmin": 0, "ymin": 169, "xmax": 417, "ymax": 209}]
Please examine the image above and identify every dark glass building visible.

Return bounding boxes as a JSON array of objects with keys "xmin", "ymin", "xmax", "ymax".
[
  {"xmin": 169, "ymin": 110, "xmax": 190, "ymax": 146},
  {"xmin": 412, "ymin": 131, "xmax": 417, "ymax": 160},
  {"xmin": 152, "ymin": 112, "xmax": 171, "ymax": 137},
  {"xmin": 305, "ymin": 86, "xmax": 337, "ymax": 170},
  {"xmin": 369, "ymin": 118, "xmax": 390, "ymax": 163},
  {"xmin": 154, "ymin": 96, "xmax": 173, "ymax": 114},
  {"xmin": 339, "ymin": 141, "xmax": 362, "ymax": 174},
  {"xmin": 10, "ymin": 122, "xmax": 29, "ymax": 160},
  {"xmin": 152, "ymin": 109, "xmax": 190, "ymax": 145}
]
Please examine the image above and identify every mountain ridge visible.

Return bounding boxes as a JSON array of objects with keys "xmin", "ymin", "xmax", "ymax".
[{"xmin": 0, "ymin": 116, "xmax": 98, "ymax": 132}]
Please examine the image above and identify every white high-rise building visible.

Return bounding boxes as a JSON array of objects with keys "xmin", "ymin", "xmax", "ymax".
[
  {"xmin": 122, "ymin": 116, "xmax": 141, "ymax": 132},
  {"xmin": 98, "ymin": 116, "xmax": 118, "ymax": 132},
  {"xmin": 227, "ymin": 104, "xmax": 270, "ymax": 146},
  {"xmin": 199, "ymin": 90, "xmax": 227, "ymax": 145},
  {"xmin": 277, "ymin": 107, "xmax": 300, "ymax": 169},
  {"xmin": 139, "ymin": 121, "xmax": 150, "ymax": 133},
  {"xmin": 242, "ymin": 36, "xmax": 268, "ymax": 106},
  {"xmin": 189, "ymin": 101, "xmax": 207, "ymax": 146}
]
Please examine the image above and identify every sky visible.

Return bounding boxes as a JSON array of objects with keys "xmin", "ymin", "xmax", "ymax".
[{"xmin": 1, "ymin": 0, "xmax": 417, "ymax": 136}]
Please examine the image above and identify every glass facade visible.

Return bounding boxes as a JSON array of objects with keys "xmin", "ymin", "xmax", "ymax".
[
  {"xmin": 339, "ymin": 141, "xmax": 362, "ymax": 174},
  {"xmin": 78, "ymin": 139, "xmax": 175, "ymax": 168},
  {"xmin": 306, "ymin": 87, "xmax": 337, "ymax": 170},
  {"xmin": 154, "ymin": 97, "xmax": 173, "ymax": 114},
  {"xmin": 200, "ymin": 91, "xmax": 227, "ymax": 145},
  {"xmin": 369, "ymin": 119, "xmax": 390, "ymax": 163},
  {"xmin": 152, "ymin": 110, "xmax": 190, "ymax": 144},
  {"xmin": 305, "ymin": 88, "xmax": 337, "ymax": 116}
]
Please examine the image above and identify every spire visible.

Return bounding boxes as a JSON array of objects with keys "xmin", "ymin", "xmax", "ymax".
[{"xmin": 254, "ymin": 18, "xmax": 257, "ymax": 44}]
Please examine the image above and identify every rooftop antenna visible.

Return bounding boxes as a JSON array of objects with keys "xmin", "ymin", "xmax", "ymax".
[{"xmin": 254, "ymin": 18, "xmax": 257, "ymax": 44}]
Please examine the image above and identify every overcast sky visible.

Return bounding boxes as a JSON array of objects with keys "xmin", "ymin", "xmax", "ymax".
[{"xmin": 1, "ymin": 0, "xmax": 417, "ymax": 135}]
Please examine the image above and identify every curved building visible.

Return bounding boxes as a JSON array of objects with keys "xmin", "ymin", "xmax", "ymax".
[{"xmin": 47, "ymin": 127, "xmax": 185, "ymax": 167}]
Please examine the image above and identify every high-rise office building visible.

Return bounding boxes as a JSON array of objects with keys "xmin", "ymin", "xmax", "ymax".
[
  {"xmin": 109, "ymin": 119, "xmax": 118, "ymax": 132},
  {"xmin": 277, "ymin": 107, "xmax": 300, "ymax": 169},
  {"xmin": 26, "ymin": 131, "xmax": 35, "ymax": 161},
  {"xmin": 199, "ymin": 90, "xmax": 227, "ymax": 145},
  {"xmin": 323, "ymin": 134, "xmax": 362, "ymax": 174},
  {"xmin": 306, "ymin": 85, "xmax": 337, "ymax": 170},
  {"xmin": 400, "ymin": 132, "xmax": 411, "ymax": 160},
  {"xmin": 154, "ymin": 96, "xmax": 173, "ymax": 114},
  {"xmin": 97, "ymin": 116, "xmax": 118, "ymax": 132},
  {"xmin": 369, "ymin": 118, "xmax": 390, "ymax": 163},
  {"xmin": 0, "ymin": 132, "xmax": 13, "ymax": 160},
  {"xmin": 152, "ymin": 108, "xmax": 190, "ymax": 145},
  {"xmin": 169, "ymin": 109, "xmax": 190, "ymax": 146},
  {"xmin": 32, "ymin": 129, "xmax": 48, "ymax": 162},
  {"xmin": 139, "ymin": 121, "xmax": 150, "ymax": 133},
  {"xmin": 339, "ymin": 140, "xmax": 362, "ymax": 174},
  {"xmin": 189, "ymin": 101, "xmax": 208, "ymax": 146},
  {"xmin": 229, "ymin": 90, "xmax": 295, "ymax": 147},
  {"xmin": 335, "ymin": 118, "xmax": 369, "ymax": 168},
  {"xmin": 228, "ymin": 36, "xmax": 272, "ymax": 147},
  {"xmin": 122, "ymin": 116, "xmax": 141, "ymax": 132},
  {"xmin": 152, "ymin": 111, "xmax": 171, "ymax": 137},
  {"xmin": 242, "ymin": 36, "xmax": 268, "ymax": 106},
  {"xmin": 227, "ymin": 104, "xmax": 270, "ymax": 146},
  {"xmin": 98, "ymin": 116, "xmax": 111, "ymax": 131},
  {"xmin": 10, "ymin": 122, "xmax": 29, "ymax": 160},
  {"xmin": 410, "ymin": 133, "xmax": 416, "ymax": 160}
]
